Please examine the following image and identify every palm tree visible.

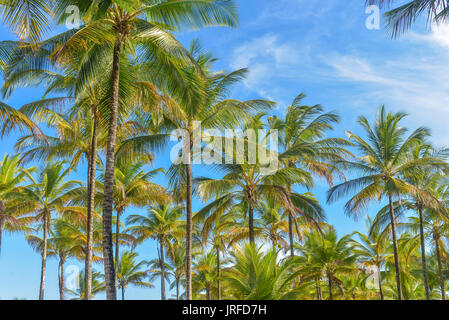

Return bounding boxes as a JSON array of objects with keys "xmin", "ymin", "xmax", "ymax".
[
  {"xmin": 223, "ymin": 244, "xmax": 304, "ymax": 300},
  {"xmin": 353, "ymin": 217, "xmax": 389, "ymax": 300},
  {"xmin": 126, "ymin": 203, "xmax": 184, "ymax": 300},
  {"xmin": 116, "ymin": 251, "xmax": 153, "ymax": 300},
  {"xmin": 268, "ymin": 94, "xmax": 349, "ymax": 256},
  {"xmin": 67, "ymin": 269, "xmax": 105, "ymax": 300},
  {"xmin": 297, "ymin": 227, "xmax": 358, "ymax": 300},
  {"xmin": 0, "ymin": 154, "xmax": 35, "ymax": 253},
  {"xmin": 11, "ymin": 161, "xmax": 81, "ymax": 299},
  {"xmin": 26, "ymin": 218, "xmax": 79, "ymax": 300},
  {"xmin": 124, "ymin": 46, "xmax": 272, "ymax": 299},
  {"xmin": 98, "ymin": 160, "xmax": 167, "ymax": 280},
  {"xmin": 51, "ymin": 0, "xmax": 238, "ymax": 300},
  {"xmin": 166, "ymin": 243, "xmax": 186, "ymax": 300},
  {"xmin": 367, "ymin": 0, "xmax": 449, "ymax": 37},
  {"xmin": 327, "ymin": 106, "xmax": 443, "ymax": 300}
]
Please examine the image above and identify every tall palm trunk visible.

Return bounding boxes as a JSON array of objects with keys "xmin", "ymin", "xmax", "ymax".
[
  {"xmin": 206, "ymin": 287, "xmax": 211, "ymax": 300},
  {"xmin": 286, "ymin": 169, "xmax": 295, "ymax": 257},
  {"xmin": 288, "ymin": 214, "xmax": 294, "ymax": 257},
  {"xmin": 417, "ymin": 206, "xmax": 430, "ymax": 300},
  {"xmin": 248, "ymin": 202, "xmax": 254, "ymax": 245},
  {"xmin": 315, "ymin": 278, "xmax": 322, "ymax": 300},
  {"xmin": 39, "ymin": 212, "xmax": 49, "ymax": 300},
  {"xmin": 176, "ymin": 278, "xmax": 180, "ymax": 300},
  {"xmin": 216, "ymin": 247, "xmax": 221, "ymax": 300},
  {"xmin": 115, "ymin": 207, "xmax": 123, "ymax": 288},
  {"xmin": 58, "ymin": 256, "xmax": 65, "ymax": 300},
  {"xmin": 434, "ymin": 232, "xmax": 446, "ymax": 300},
  {"xmin": 185, "ymin": 139, "xmax": 193, "ymax": 300},
  {"xmin": 327, "ymin": 272, "xmax": 333, "ymax": 300},
  {"xmin": 102, "ymin": 37, "xmax": 122, "ymax": 300},
  {"xmin": 121, "ymin": 286, "xmax": 125, "ymax": 300},
  {"xmin": 377, "ymin": 265, "xmax": 384, "ymax": 300},
  {"xmin": 160, "ymin": 239, "xmax": 166, "ymax": 300},
  {"xmin": 388, "ymin": 194, "xmax": 402, "ymax": 300},
  {"xmin": 84, "ymin": 108, "xmax": 98, "ymax": 300},
  {"xmin": 0, "ymin": 216, "xmax": 4, "ymax": 255}
]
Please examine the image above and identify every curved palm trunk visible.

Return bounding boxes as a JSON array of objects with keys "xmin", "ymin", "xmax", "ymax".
[
  {"xmin": 84, "ymin": 109, "xmax": 98, "ymax": 300},
  {"xmin": 327, "ymin": 272, "xmax": 333, "ymax": 300},
  {"xmin": 377, "ymin": 265, "xmax": 384, "ymax": 300},
  {"xmin": 434, "ymin": 232, "xmax": 446, "ymax": 300},
  {"xmin": 417, "ymin": 206, "xmax": 430, "ymax": 300},
  {"xmin": 388, "ymin": 194, "xmax": 402, "ymax": 300},
  {"xmin": 39, "ymin": 212, "xmax": 49, "ymax": 300},
  {"xmin": 216, "ymin": 247, "xmax": 221, "ymax": 300},
  {"xmin": 102, "ymin": 38, "xmax": 122, "ymax": 300},
  {"xmin": 59, "ymin": 256, "xmax": 65, "ymax": 300},
  {"xmin": 248, "ymin": 202, "xmax": 255, "ymax": 245},
  {"xmin": 185, "ymin": 148, "xmax": 193, "ymax": 300},
  {"xmin": 160, "ymin": 239, "xmax": 166, "ymax": 300}
]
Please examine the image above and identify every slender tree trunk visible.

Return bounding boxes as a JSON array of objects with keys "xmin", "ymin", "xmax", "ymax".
[
  {"xmin": 122, "ymin": 286, "xmax": 125, "ymax": 300},
  {"xmin": 388, "ymin": 194, "xmax": 402, "ymax": 300},
  {"xmin": 288, "ymin": 214, "xmax": 294, "ymax": 257},
  {"xmin": 185, "ymin": 141, "xmax": 193, "ymax": 300},
  {"xmin": 216, "ymin": 247, "xmax": 221, "ymax": 300},
  {"xmin": 59, "ymin": 257, "xmax": 65, "ymax": 300},
  {"xmin": 84, "ymin": 108, "xmax": 98, "ymax": 300},
  {"xmin": 39, "ymin": 212, "xmax": 49, "ymax": 300},
  {"xmin": 248, "ymin": 202, "xmax": 254, "ymax": 245},
  {"xmin": 417, "ymin": 206, "xmax": 430, "ymax": 300},
  {"xmin": 327, "ymin": 272, "xmax": 333, "ymax": 300},
  {"xmin": 102, "ymin": 37, "xmax": 122, "ymax": 300},
  {"xmin": 286, "ymin": 181, "xmax": 295, "ymax": 257},
  {"xmin": 176, "ymin": 278, "xmax": 180, "ymax": 300},
  {"xmin": 115, "ymin": 207, "xmax": 123, "ymax": 289},
  {"xmin": 0, "ymin": 217, "xmax": 4, "ymax": 255},
  {"xmin": 377, "ymin": 265, "xmax": 384, "ymax": 300},
  {"xmin": 206, "ymin": 287, "xmax": 211, "ymax": 300},
  {"xmin": 434, "ymin": 232, "xmax": 446, "ymax": 300},
  {"xmin": 160, "ymin": 239, "xmax": 166, "ymax": 300},
  {"xmin": 316, "ymin": 278, "xmax": 322, "ymax": 300}
]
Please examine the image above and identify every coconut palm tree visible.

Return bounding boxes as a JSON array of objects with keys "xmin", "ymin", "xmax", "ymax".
[
  {"xmin": 166, "ymin": 243, "xmax": 186, "ymax": 300},
  {"xmin": 123, "ymin": 45, "xmax": 273, "ymax": 299},
  {"xmin": 327, "ymin": 106, "xmax": 444, "ymax": 300},
  {"xmin": 97, "ymin": 160, "xmax": 167, "ymax": 279},
  {"xmin": 223, "ymin": 244, "xmax": 304, "ymax": 300},
  {"xmin": 50, "ymin": 0, "xmax": 238, "ymax": 300},
  {"xmin": 126, "ymin": 203, "xmax": 184, "ymax": 300},
  {"xmin": 26, "ymin": 218, "xmax": 80, "ymax": 300},
  {"xmin": 10, "ymin": 161, "xmax": 81, "ymax": 299},
  {"xmin": 116, "ymin": 251, "xmax": 153, "ymax": 300},
  {"xmin": 0, "ymin": 154, "xmax": 35, "ymax": 253},
  {"xmin": 67, "ymin": 269, "xmax": 105, "ymax": 300},
  {"xmin": 268, "ymin": 94, "xmax": 349, "ymax": 256},
  {"xmin": 353, "ymin": 217, "xmax": 389, "ymax": 300},
  {"xmin": 297, "ymin": 227, "xmax": 358, "ymax": 300},
  {"xmin": 367, "ymin": 0, "xmax": 449, "ymax": 37}
]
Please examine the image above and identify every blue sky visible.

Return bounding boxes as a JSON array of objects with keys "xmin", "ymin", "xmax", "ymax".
[{"xmin": 1, "ymin": 0, "xmax": 448, "ymax": 300}]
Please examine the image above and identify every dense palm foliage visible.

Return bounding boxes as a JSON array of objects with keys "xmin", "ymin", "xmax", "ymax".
[{"xmin": 0, "ymin": 1, "xmax": 448, "ymax": 301}]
